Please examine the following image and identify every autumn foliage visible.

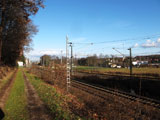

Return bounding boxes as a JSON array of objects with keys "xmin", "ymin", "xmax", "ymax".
[{"xmin": 0, "ymin": 0, "xmax": 44, "ymax": 66}]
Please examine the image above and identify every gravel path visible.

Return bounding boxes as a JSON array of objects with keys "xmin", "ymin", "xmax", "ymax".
[{"xmin": 23, "ymin": 72, "xmax": 53, "ymax": 120}]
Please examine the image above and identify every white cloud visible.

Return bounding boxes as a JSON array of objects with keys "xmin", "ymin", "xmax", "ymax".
[
  {"xmin": 133, "ymin": 43, "xmax": 139, "ymax": 48},
  {"xmin": 157, "ymin": 38, "xmax": 160, "ymax": 43},
  {"xmin": 39, "ymin": 50, "xmax": 61, "ymax": 55},
  {"xmin": 133, "ymin": 38, "xmax": 160, "ymax": 48},
  {"xmin": 141, "ymin": 39, "xmax": 158, "ymax": 48},
  {"xmin": 146, "ymin": 39, "xmax": 151, "ymax": 43},
  {"xmin": 25, "ymin": 49, "xmax": 65, "ymax": 61}
]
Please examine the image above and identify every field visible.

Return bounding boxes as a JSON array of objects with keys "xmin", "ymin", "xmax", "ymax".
[
  {"xmin": 0, "ymin": 68, "xmax": 85, "ymax": 120},
  {"xmin": 2, "ymin": 1, "xmax": 160, "ymax": 120},
  {"xmin": 75, "ymin": 66, "xmax": 160, "ymax": 77},
  {"xmin": 0, "ymin": 66, "xmax": 160, "ymax": 120},
  {"xmin": 28, "ymin": 65, "xmax": 160, "ymax": 120}
]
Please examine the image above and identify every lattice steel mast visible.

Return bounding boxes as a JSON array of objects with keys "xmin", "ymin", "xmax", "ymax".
[{"xmin": 66, "ymin": 36, "xmax": 71, "ymax": 92}]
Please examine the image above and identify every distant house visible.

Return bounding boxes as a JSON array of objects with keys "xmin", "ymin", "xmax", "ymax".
[
  {"xmin": 17, "ymin": 61, "xmax": 23, "ymax": 67},
  {"xmin": 132, "ymin": 60, "xmax": 148, "ymax": 67},
  {"xmin": 135, "ymin": 55, "xmax": 160, "ymax": 64},
  {"xmin": 111, "ymin": 64, "xmax": 117, "ymax": 68},
  {"xmin": 132, "ymin": 61, "xmax": 139, "ymax": 66}
]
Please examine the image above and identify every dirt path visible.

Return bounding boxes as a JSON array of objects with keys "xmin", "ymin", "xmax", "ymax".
[
  {"xmin": 0, "ymin": 70, "xmax": 17, "ymax": 109},
  {"xmin": 23, "ymin": 72, "xmax": 53, "ymax": 120}
]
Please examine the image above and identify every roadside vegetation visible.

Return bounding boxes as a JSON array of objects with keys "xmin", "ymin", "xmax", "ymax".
[
  {"xmin": 4, "ymin": 69, "xmax": 29, "ymax": 120},
  {"xmin": 0, "ymin": 67, "xmax": 13, "ymax": 79},
  {"xmin": 25, "ymin": 71, "xmax": 82, "ymax": 120}
]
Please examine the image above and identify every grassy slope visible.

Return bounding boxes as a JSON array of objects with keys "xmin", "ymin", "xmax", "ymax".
[
  {"xmin": 25, "ymin": 72, "xmax": 81, "ymax": 120},
  {"xmin": 4, "ymin": 69, "xmax": 29, "ymax": 120}
]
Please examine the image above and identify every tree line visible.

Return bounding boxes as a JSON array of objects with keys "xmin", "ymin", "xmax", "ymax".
[
  {"xmin": 0, "ymin": 0, "xmax": 44, "ymax": 66},
  {"xmin": 39, "ymin": 54, "xmax": 127, "ymax": 68}
]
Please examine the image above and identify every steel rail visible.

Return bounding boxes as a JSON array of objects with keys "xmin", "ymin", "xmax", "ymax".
[{"xmin": 71, "ymin": 80, "xmax": 160, "ymax": 109}]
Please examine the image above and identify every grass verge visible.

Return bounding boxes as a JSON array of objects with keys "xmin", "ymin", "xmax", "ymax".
[
  {"xmin": 4, "ymin": 69, "xmax": 29, "ymax": 120},
  {"xmin": 0, "ymin": 71, "xmax": 14, "ymax": 90},
  {"xmin": 25, "ymin": 71, "xmax": 82, "ymax": 120}
]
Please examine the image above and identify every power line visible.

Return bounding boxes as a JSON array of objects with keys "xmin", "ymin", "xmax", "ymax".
[
  {"xmin": 73, "ymin": 34, "xmax": 160, "ymax": 59},
  {"xmin": 75, "ymin": 43, "xmax": 160, "ymax": 57},
  {"xmin": 73, "ymin": 33, "xmax": 160, "ymax": 45},
  {"xmin": 74, "ymin": 34, "xmax": 160, "ymax": 54}
]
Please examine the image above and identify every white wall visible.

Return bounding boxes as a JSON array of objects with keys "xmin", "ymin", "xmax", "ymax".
[{"xmin": 18, "ymin": 61, "xmax": 23, "ymax": 67}]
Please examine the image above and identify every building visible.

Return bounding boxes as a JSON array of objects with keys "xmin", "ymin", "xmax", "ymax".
[{"xmin": 17, "ymin": 61, "xmax": 23, "ymax": 67}]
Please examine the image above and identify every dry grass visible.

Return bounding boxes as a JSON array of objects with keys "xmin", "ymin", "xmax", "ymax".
[
  {"xmin": 0, "ymin": 66, "xmax": 13, "ymax": 79},
  {"xmin": 28, "ymin": 65, "xmax": 160, "ymax": 120},
  {"xmin": 70, "ymin": 86, "xmax": 160, "ymax": 120}
]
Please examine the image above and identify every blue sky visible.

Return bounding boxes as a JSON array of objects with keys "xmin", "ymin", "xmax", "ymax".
[{"xmin": 26, "ymin": 0, "xmax": 160, "ymax": 60}]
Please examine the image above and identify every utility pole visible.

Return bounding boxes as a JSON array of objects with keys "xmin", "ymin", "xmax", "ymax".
[
  {"xmin": 128, "ymin": 48, "xmax": 132, "ymax": 75},
  {"xmin": 43, "ymin": 57, "xmax": 45, "ymax": 66},
  {"xmin": 74, "ymin": 54, "xmax": 77, "ymax": 66},
  {"xmin": 66, "ymin": 36, "xmax": 71, "ymax": 92},
  {"xmin": 61, "ymin": 50, "xmax": 63, "ymax": 64},
  {"xmin": 69, "ymin": 42, "xmax": 73, "ymax": 75}
]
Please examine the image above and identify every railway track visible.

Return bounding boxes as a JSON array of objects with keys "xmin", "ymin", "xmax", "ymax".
[{"xmin": 71, "ymin": 80, "xmax": 160, "ymax": 109}]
